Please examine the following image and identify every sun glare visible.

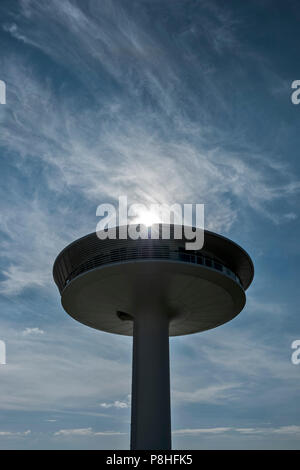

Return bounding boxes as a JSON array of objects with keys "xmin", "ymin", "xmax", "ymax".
[{"xmin": 136, "ymin": 209, "xmax": 160, "ymax": 227}]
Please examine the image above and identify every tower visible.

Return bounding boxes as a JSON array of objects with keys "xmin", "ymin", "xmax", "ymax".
[{"xmin": 53, "ymin": 224, "xmax": 254, "ymax": 450}]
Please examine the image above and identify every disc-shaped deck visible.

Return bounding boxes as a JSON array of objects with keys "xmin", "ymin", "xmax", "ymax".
[{"xmin": 53, "ymin": 225, "xmax": 253, "ymax": 336}]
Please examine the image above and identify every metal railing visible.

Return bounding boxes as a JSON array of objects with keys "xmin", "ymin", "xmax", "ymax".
[{"xmin": 56, "ymin": 246, "xmax": 242, "ymax": 292}]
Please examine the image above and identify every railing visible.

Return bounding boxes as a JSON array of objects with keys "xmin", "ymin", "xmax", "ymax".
[{"xmin": 57, "ymin": 246, "xmax": 242, "ymax": 292}]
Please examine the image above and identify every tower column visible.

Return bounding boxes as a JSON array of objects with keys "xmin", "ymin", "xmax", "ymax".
[{"xmin": 130, "ymin": 299, "xmax": 171, "ymax": 450}]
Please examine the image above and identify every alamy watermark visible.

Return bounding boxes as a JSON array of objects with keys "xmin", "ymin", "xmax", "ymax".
[
  {"xmin": 0, "ymin": 340, "xmax": 6, "ymax": 365},
  {"xmin": 0, "ymin": 80, "xmax": 6, "ymax": 104},
  {"xmin": 291, "ymin": 340, "xmax": 300, "ymax": 365},
  {"xmin": 96, "ymin": 196, "xmax": 204, "ymax": 250},
  {"xmin": 291, "ymin": 80, "xmax": 300, "ymax": 104}
]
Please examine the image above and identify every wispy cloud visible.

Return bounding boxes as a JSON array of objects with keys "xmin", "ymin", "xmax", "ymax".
[
  {"xmin": 173, "ymin": 425, "xmax": 300, "ymax": 436},
  {"xmin": 173, "ymin": 427, "xmax": 232, "ymax": 435},
  {"xmin": 100, "ymin": 397, "xmax": 130, "ymax": 409},
  {"xmin": 0, "ymin": 0, "xmax": 298, "ymax": 300},
  {"xmin": 173, "ymin": 383, "xmax": 242, "ymax": 404},
  {"xmin": 0, "ymin": 323, "xmax": 131, "ymax": 412},
  {"xmin": 54, "ymin": 427, "xmax": 126, "ymax": 437},
  {"xmin": 0, "ymin": 430, "xmax": 31, "ymax": 437},
  {"xmin": 236, "ymin": 426, "xmax": 300, "ymax": 435},
  {"xmin": 22, "ymin": 327, "xmax": 44, "ymax": 336},
  {"xmin": 0, "ymin": 0, "xmax": 299, "ymax": 450}
]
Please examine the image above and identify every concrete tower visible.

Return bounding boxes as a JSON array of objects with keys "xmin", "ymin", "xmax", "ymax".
[{"xmin": 53, "ymin": 224, "xmax": 254, "ymax": 450}]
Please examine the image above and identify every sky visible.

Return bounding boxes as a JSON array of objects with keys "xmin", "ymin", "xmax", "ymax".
[{"xmin": 0, "ymin": 0, "xmax": 300, "ymax": 450}]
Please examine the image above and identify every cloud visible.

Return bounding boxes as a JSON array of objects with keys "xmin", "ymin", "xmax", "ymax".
[
  {"xmin": 0, "ymin": 56, "xmax": 298, "ymax": 298},
  {"xmin": 0, "ymin": 194, "xmax": 74, "ymax": 296},
  {"xmin": 185, "ymin": 326, "xmax": 299, "ymax": 382},
  {"xmin": 173, "ymin": 427, "xmax": 232, "ymax": 435},
  {"xmin": 173, "ymin": 425, "xmax": 300, "ymax": 436},
  {"xmin": 0, "ymin": 0, "xmax": 298, "ymax": 300},
  {"xmin": 22, "ymin": 327, "xmax": 45, "ymax": 336},
  {"xmin": 170, "ymin": 321, "xmax": 300, "ymax": 419},
  {"xmin": 0, "ymin": 0, "xmax": 299, "ymax": 451},
  {"xmin": 2, "ymin": 22, "xmax": 32, "ymax": 44},
  {"xmin": 235, "ymin": 425, "xmax": 300, "ymax": 436},
  {"xmin": 272, "ymin": 426, "xmax": 300, "ymax": 435},
  {"xmin": 173, "ymin": 383, "xmax": 242, "ymax": 404},
  {"xmin": 54, "ymin": 427, "xmax": 126, "ymax": 437},
  {"xmin": 0, "ymin": 430, "xmax": 31, "ymax": 437},
  {"xmin": 100, "ymin": 400, "xmax": 129, "ymax": 409},
  {"xmin": 0, "ymin": 323, "xmax": 131, "ymax": 412}
]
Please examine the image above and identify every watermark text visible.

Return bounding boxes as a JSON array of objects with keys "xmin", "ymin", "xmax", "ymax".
[
  {"xmin": 0, "ymin": 80, "xmax": 6, "ymax": 104},
  {"xmin": 0, "ymin": 340, "xmax": 6, "ymax": 365},
  {"xmin": 96, "ymin": 197, "xmax": 204, "ymax": 250}
]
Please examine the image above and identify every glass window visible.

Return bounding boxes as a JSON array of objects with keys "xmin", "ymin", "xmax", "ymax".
[
  {"xmin": 214, "ymin": 262, "xmax": 222, "ymax": 271},
  {"xmin": 180, "ymin": 253, "xmax": 190, "ymax": 262}
]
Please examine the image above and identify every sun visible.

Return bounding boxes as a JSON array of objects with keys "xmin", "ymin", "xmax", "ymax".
[{"xmin": 136, "ymin": 209, "xmax": 160, "ymax": 227}]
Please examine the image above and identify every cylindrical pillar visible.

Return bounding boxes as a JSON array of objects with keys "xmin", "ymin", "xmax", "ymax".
[{"xmin": 130, "ymin": 300, "xmax": 171, "ymax": 450}]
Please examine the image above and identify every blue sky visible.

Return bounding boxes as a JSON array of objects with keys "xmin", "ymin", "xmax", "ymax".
[{"xmin": 0, "ymin": 0, "xmax": 300, "ymax": 449}]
